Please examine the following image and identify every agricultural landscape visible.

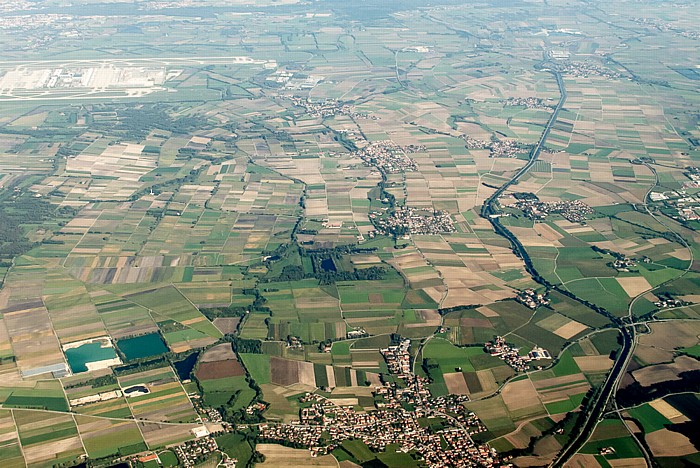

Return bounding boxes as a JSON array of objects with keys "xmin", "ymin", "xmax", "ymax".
[{"xmin": 0, "ymin": 0, "xmax": 698, "ymax": 467}]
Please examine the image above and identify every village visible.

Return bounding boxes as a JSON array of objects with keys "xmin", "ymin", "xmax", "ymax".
[
  {"xmin": 462, "ymin": 134, "xmax": 525, "ymax": 158},
  {"xmin": 506, "ymin": 194, "xmax": 594, "ymax": 224},
  {"xmin": 503, "ymin": 97, "xmax": 554, "ymax": 110},
  {"xmin": 259, "ymin": 338, "xmax": 510, "ymax": 467},
  {"xmin": 287, "ymin": 96, "xmax": 376, "ymax": 119},
  {"xmin": 354, "ymin": 140, "xmax": 419, "ymax": 174},
  {"xmin": 371, "ymin": 206, "xmax": 456, "ymax": 236},
  {"xmin": 551, "ymin": 60, "xmax": 625, "ymax": 80}
]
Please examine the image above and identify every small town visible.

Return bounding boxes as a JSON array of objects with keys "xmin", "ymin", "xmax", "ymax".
[
  {"xmin": 462, "ymin": 134, "xmax": 526, "ymax": 158},
  {"xmin": 355, "ymin": 140, "xmax": 418, "ymax": 174},
  {"xmin": 259, "ymin": 338, "xmax": 509, "ymax": 467},
  {"xmin": 551, "ymin": 60, "xmax": 625, "ymax": 80},
  {"xmin": 508, "ymin": 195, "xmax": 594, "ymax": 223},
  {"xmin": 485, "ymin": 336, "xmax": 551, "ymax": 372},
  {"xmin": 371, "ymin": 206, "xmax": 456, "ymax": 236}
]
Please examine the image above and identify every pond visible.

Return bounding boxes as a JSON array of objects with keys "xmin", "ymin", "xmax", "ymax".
[
  {"xmin": 65, "ymin": 341, "xmax": 118, "ymax": 373},
  {"xmin": 123, "ymin": 385, "xmax": 149, "ymax": 397},
  {"xmin": 117, "ymin": 333, "xmax": 168, "ymax": 361},
  {"xmin": 173, "ymin": 352, "xmax": 199, "ymax": 381},
  {"xmin": 320, "ymin": 257, "xmax": 337, "ymax": 272}
]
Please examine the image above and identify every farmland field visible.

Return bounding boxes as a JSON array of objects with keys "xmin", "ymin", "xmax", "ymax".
[{"xmin": 0, "ymin": 0, "xmax": 698, "ymax": 466}]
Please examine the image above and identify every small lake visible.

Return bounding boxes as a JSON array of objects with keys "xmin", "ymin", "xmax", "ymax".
[
  {"xmin": 321, "ymin": 257, "xmax": 337, "ymax": 272},
  {"xmin": 117, "ymin": 333, "xmax": 168, "ymax": 361},
  {"xmin": 65, "ymin": 342, "xmax": 118, "ymax": 373},
  {"xmin": 173, "ymin": 352, "xmax": 199, "ymax": 381},
  {"xmin": 123, "ymin": 385, "xmax": 149, "ymax": 397}
]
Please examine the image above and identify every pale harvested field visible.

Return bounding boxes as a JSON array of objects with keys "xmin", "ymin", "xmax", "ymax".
[
  {"xmin": 564, "ymin": 454, "xmax": 602, "ymax": 468},
  {"xmin": 504, "ymin": 419, "xmax": 543, "ymax": 449},
  {"xmin": 212, "ymin": 317, "xmax": 241, "ymax": 334},
  {"xmin": 509, "ymin": 227, "xmax": 561, "ymax": 247},
  {"xmin": 139, "ymin": 421, "xmax": 197, "ymax": 447},
  {"xmin": 553, "ymin": 321, "xmax": 588, "ymax": 339},
  {"xmin": 633, "ymin": 356, "xmax": 700, "ymax": 386},
  {"xmin": 646, "ymin": 429, "xmax": 696, "ymax": 457},
  {"xmin": 539, "ymin": 383, "xmax": 590, "ymax": 404},
  {"xmin": 366, "ymin": 372, "xmax": 382, "ymax": 386},
  {"xmin": 330, "ymin": 386, "xmax": 373, "ymax": 398},
  {"xmin": 351, "ymin": 255, "xmax": 382, "ymax": 265},
  {"xmin": 634, "ymin": 346, "xmax": 674, "ymax": 366},
  {"xmin": 298, "ymin": 362, "xmax": 317, "ymax": 388},
  {"xmin": 200, "ymin": 343, "xmax": 236, "ymax": 362},
  {"xmin": 669, "ymin": 248, "xmax": 692, "ymax": 261},
  {"xmin": 423, "ymin": 286, "xmax": 445, "ymax": 303},
  {"xmin": 476, "ymin": 306, "xmax": 500, "ymax": 318},
  {"xmin": 325, "ymin": 365, "xmax": 336, "ymax": 388},
  {"xmin": 23, "ymin": 437, "xmax": 83, "ymax": 465},
  {"xmin": 639, "ymin": 321, "xmax": 700, "ymax": 349},
  {"xmin": 534, "ymin": 223, "xmax": 564, "ymax": 243},
  {"xmin": 608, "ymin": 458, "xmax": 648, "ymax": 468},
  {"xmin": 475, "ymin": 369, "xmax": 499, "ymax": 395},
  {"xmin": 649, "ymin": 398, "xmax": 688, "ymax": 423},
  {"xmin": 418, "ymin": 309, "xmax": 442, "ymax": 326},
  {"xmin": 502, "ymin": 378, "xmax": 541, "ymax": 412},
  {"xmin": 616, "ymin": 277, "xmax": 652, "ymax": 297},
  {"xmin": 257, "ymin": 444, "xmax": 338, "ymax": 468},
  {"xmin": 3, "ymin": 305, "xmax": 66, "ymax": 376},
  {"xmin": 444, "ymin": 372, "xmax": 469, "ymax": 395},
  {"xmin": 573, "ymin": 356, "xmax": 613, "ymax": 373},
  {"xmin": 512, "ymin": 454, "xmax": 558, "ymax": 467}
]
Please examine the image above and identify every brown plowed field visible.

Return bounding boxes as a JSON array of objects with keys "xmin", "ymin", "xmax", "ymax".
[
  {"xmin": 270, "ymin": 356, "xmax": 299, "ymax": 386},
  {"xmin": 196, "ymin": 359, "xmax": 245, "ymax": 380}
]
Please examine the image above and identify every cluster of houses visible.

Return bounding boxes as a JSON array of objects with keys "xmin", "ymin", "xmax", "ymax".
[
  {"xmin": 189, "ymin": 393, "xmax": 223, "ymax": 424},
  {"xmin": 174, "ymin": 435, "xmax": 220, "ymax": 468},
  {"xmin": 485, "ymin": 336, "xmax": 550, "ymax": 372},
  {"xmin": 654, "ymin": 295, "xmax": 686, "ymax": 309},
  {"xmin": 380, "ymin": 338, "xmax": 413, "ymax": 377},
  {"xmin": 516, "ymin": 289, "xmax": 550, "ymax": 309},
  {"xmin": 246, "ymin": 401, "xmax": 267, "ymax": 415},
  {"xmin": 611, "ymin": 257, "xmax": 637, "ymax": 272},
  {"xmin": 286, "ymin": 335, "xmax": 304, "ymax": 350}
]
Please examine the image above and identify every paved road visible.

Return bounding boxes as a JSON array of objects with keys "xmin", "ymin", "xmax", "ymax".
[
  {"xmin": 478, "ymin": 66, "xmax": 638, "ymax": 467},
  {"xmin": 550, "ymin": 328, "xmax": 633, "ymax": 466},
  {"xmin": 481, "ymin": 68, "xmax": 566, "ymax": 218}
]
